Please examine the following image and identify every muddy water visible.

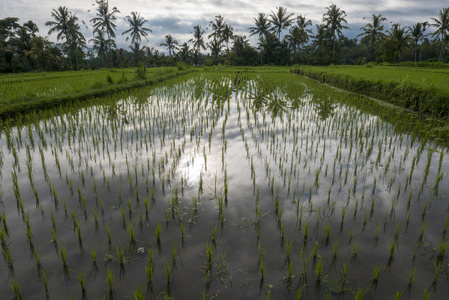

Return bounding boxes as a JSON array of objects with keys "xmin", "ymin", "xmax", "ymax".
[{"xmin": 0, "ymin": 71, "xmax": 448, "ymax": 299}]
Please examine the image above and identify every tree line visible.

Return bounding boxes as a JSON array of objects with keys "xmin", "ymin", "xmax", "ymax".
[{"xmin": 1, "ymin": 1, "xmax": 448, "ymax": 72}]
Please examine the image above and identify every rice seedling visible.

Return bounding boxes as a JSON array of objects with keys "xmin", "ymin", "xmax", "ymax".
[
  {"xmin": 341, "ymin": 207, "xmax": 346, "ymax": 226},
  {"xmin": 128, "ymin": 223, "xmax": 136, "ymax": 247},
  {"xmin": 156, "ymin": 222, "xmax": 162, "ymax": 244},
  {"xmin": 303, "ymin": 221, "xmax": 309, "ymax": 241},
  {"xmin": 394, "ymin": 223, "xmax": 402, "ymax": 241},
  {"xmin": 316, "ymin": 256, "xmax": 324, "ymax": 281},
  {"xmin": 352, "ymin": 243, "xmax": 360, "ymax": 260},
  {"xmin": 372, "ymin": 264, "xmax": 381, "ymax": 285},
  {"xmin": 286, "ymin": 260, "xmax": 294, "ymax": 284},
  {"xmin": 9, "ymin": 276, "xmax": 21, "ymax": 300},
  {"xmin": 422, "ymin": 202, "xmax": 428, "ymax": 221},
  {"xmin": 171, "ymin": 245, "xmax": 177, "ymax": 267},
  {"xmin": 41, "ymin": 269, "xmax": 49, "ymax": 298},
  {"xmin": 341, "ymin": 262, "xmax": 349, "ymax": 289},
  {"xmin": 145, "ymin": 262, "xmax": 154, "ymax": 288},
  {"xmin": 116, "ymin": 246, "xmax": 125, "ymax": 269},
  {"xmin": 260, "ymin": 257, "xmax": 265, "ymax": 280},
  {"xmin": 107, "ymin": 265, "xmax": 114, "ymax": 295},
  {"xmin": 394, "ymin": 290, "xmax": 404, "ymax": 299},
  {"xmin": 205, "ymin": 242, "xmax": 213, "ymax": 271},
  {"xmin": 436, "ymin": 239, "xmax": 449, "ymax": 262},
  {"xmin": 121, "ymin": 207, "xmax": 127, "ymax": 228},
  {"xmin": 106, "ymin": 224, "xmax": 112, "ymax": 245},
  {"xmin": 1, "ymin": 211, "xmax": 9, "ymax": 236},
  {"xmin": 133, "ymin": 284, "xmax": 144, "ymax": 300},
  {"xmin": 443, "ymin": 218, "xmax": 449, "ymax": 239},
  {"xmin": 165, "ymin": 262, "xmax": 171, "ymax": 289},
  {"xmin": 388, "ymin": 239, "xmax": 396, "ymax": 267},
  {"xmin": 408, "ymin": 267, "xmax": 416, "ymax": 288},
  {"xmin": 352, "ymin": 286, "xmax": 370, "ymax": 300},
  {"xmin": 60, "ymin": 243, "xmax": 69, "ymax": 277},
  {"xmin": 33, "ymin": 248, "xmax": 42, "ymax": 270},
  {"xmin": 333, "ymin": 240, "xmax": 339, "ymax": 259},
  {"xmin": 78, "ymin": 272, "xmax": 87, "ymax": 299},
  {"xmin": 419, "ymin": 223, "xmax": 426, "ymax": 242},
  {"xmin": 422, "ymin": 288, "xmax": 435, "ymax": 300},
  {"xmin": 3, "ymin": 246, "xmax": 14, "ymax": 274}
]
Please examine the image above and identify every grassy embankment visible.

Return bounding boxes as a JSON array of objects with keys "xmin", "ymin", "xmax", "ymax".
[
  {"xmin": 293, "ymin": 65, "xmax": 449, "ymax": 120},
  {"xmin": 0, "ymin": 66, "xmax": 195, "ymax": 119}
]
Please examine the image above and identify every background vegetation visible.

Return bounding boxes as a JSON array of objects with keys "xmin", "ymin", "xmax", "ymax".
[{"xmin": 1, "ymin": 2, "xmax": 448, "ymax": 72}]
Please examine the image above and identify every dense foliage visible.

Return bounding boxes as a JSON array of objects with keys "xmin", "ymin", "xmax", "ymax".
[{"xmin": 1, "ymin": 3, "xmax": 448, "ymax": 72}]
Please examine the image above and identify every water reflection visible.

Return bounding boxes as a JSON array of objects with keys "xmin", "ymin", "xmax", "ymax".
[
  {"xmin": 249, "ymin": 80, "xmax": 307, "ymax": 119},
  {"xmin": 311, "ymin": 95, "xmax": 337, "ymax": 120},
  {"xmin": 0, "ymin": 71, "xmax": 448, "ymax": 300}
]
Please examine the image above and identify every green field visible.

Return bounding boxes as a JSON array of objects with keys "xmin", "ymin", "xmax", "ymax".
[
  {"xmin": 294, "ymin": 65, "xmax": 449, "ymax": 119},
  {"xmin": 0, "ymin": 66, "xmax": 194, "ymax": 118},
  {"xmin": 3, "ymin": 65, "xmax": 448, "ymax": 121},
  {"xmin": 298, "ymin": 65, "xmax": 449, "ymax": 93},
  {"xmin": 1, "ymin": 69, "xmax": 449, "ymax": 299}
]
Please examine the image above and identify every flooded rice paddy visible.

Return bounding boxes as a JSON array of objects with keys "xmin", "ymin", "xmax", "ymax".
[{"xmin": 0, "ymin": 70, "xmax": 448, "ymax": 299}]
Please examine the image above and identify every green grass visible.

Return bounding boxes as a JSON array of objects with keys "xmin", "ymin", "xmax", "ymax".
[
  {"xmin": 297, "ymin": 65, "xmax": 449, "ymax": 93},
  {"xmin": 294, "ymin": 65, "xmax": 449, "ymax": 119},
  {"xmin": 0, "ymin": 67, "xmax": 195, "ymax": 119}
]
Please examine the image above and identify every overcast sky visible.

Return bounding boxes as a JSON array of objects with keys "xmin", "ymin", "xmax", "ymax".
[{"xmin": 0, "ymin": 0, "xmax": 444, "ymax": 54}]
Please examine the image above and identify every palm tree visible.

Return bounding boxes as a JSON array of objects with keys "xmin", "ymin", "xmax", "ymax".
[
  {"xmin": 287, "ymin": 15, "xmax": 312, "ymax": 61},
  {"xmin": 142, "ymin": 45, "xmax": 159, "ymax": 65},
  {"xmin": 222, "ymin": 24, "xmax": 234, "ymax": 52},
  {"xmin": 431, "ymin": 7, "xmax": 449, "ymax": 61},
  {"xmin": 89, "ymin": 29, "xmax": 107, "ymax": 61},
  {"xmin": 189, "ymin": 25, "xmax": 206, "ymax": 64},
  {"xmin": 322, "ymin": 4, "xmax": 349, "ymax": 59},
  {"xmin": 11, "ymin": 26, "xmax": 33, "ymax": 67},
  {"xmin": 232, "ymin": 35, "xmax": 251, "ymax": 57},
  {"xmin": 249, "ymin": 13, "xmax": 272, "ymax": 64},
  {"xmin": 23, "ymin": 21, "xmax": 39, "ymax": 37},
  {"xmin": 90, "ymin": 0, "xmax": 120, "ymax": 67},
  {"xmin": 286, "ymin": 27, "xmax": 302, "ymax": 60},
  {"xmin": 160, "ymin": 34, "xmax": 178, "ymax": 57},
  {"xmin": 258, "ymin": 33, "xmax": 279, "ymax": 64},
  {"xmin": 122, "ymin": 11, "xmax": 152, "ymax": 65},
  {"xmin": 0, "ymin": 17, "xmax": 20, "ymax": 43},
  {"xmin": 312, "ymin": 24, "xmax": 331, "ymax": 64},
  {"xmin": 387, "ymin": 23, "xmax": 411, "ymax": 63},
  {"xmin": 190, "ymin": 25, "xmax": 206, "ymax": 52},
  {"xmin": 409, "ymin": 22, "xmax": 429, "ymax": 62},
  {"xmin": 177, "ymin": 42, "xmax": 191, "ymax": 62},
  {"xmin": 45, "ymin": 6, "xmax": 72, "ymax": 44},
  {"xmin": 208, "ymin": 38, "xmax": 223, "ymax": 61},
  {"xmin": 208, "ymin": 15, "xmax": 225, "ymax": 42},
  {"xmin": 66, "ymin": 14, "xmax": 86, "ymax": 70},
  {"xmin": 46, "ymin": 7, "xmax": 84, "ymax": 69},
  {"xmin": 357, "ymin": 14, "xmax": 387, "ymax": 62},
  {"xmin": 295, "ymin": 15, "xmax": 313, "ymax": 45},
  {"xmin": 270, "ymin": 6, "xmax": 294, "ymax": 40},
  {"xmin": 249, "ymin": 13, "xmax": 271, "ymax": 38}
]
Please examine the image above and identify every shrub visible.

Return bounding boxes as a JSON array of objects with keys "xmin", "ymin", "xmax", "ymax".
[
  {"xmin": 106, "ymin": 74, "xmax": 114, "ymax": 84},
  {"xmin": 365, "ymin": 62, "xmax": 377, "ymax": 68},
  {"xmin": 176, "ymin": 62, "xmax": 189, "ymax": 71},
  {"xmin": 204, "ymin": 59, "xmax": 214, "ymax": 66},
  {"xmin": 135, "ymin": 63, "xmax": 146, "ymax": 80}
]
